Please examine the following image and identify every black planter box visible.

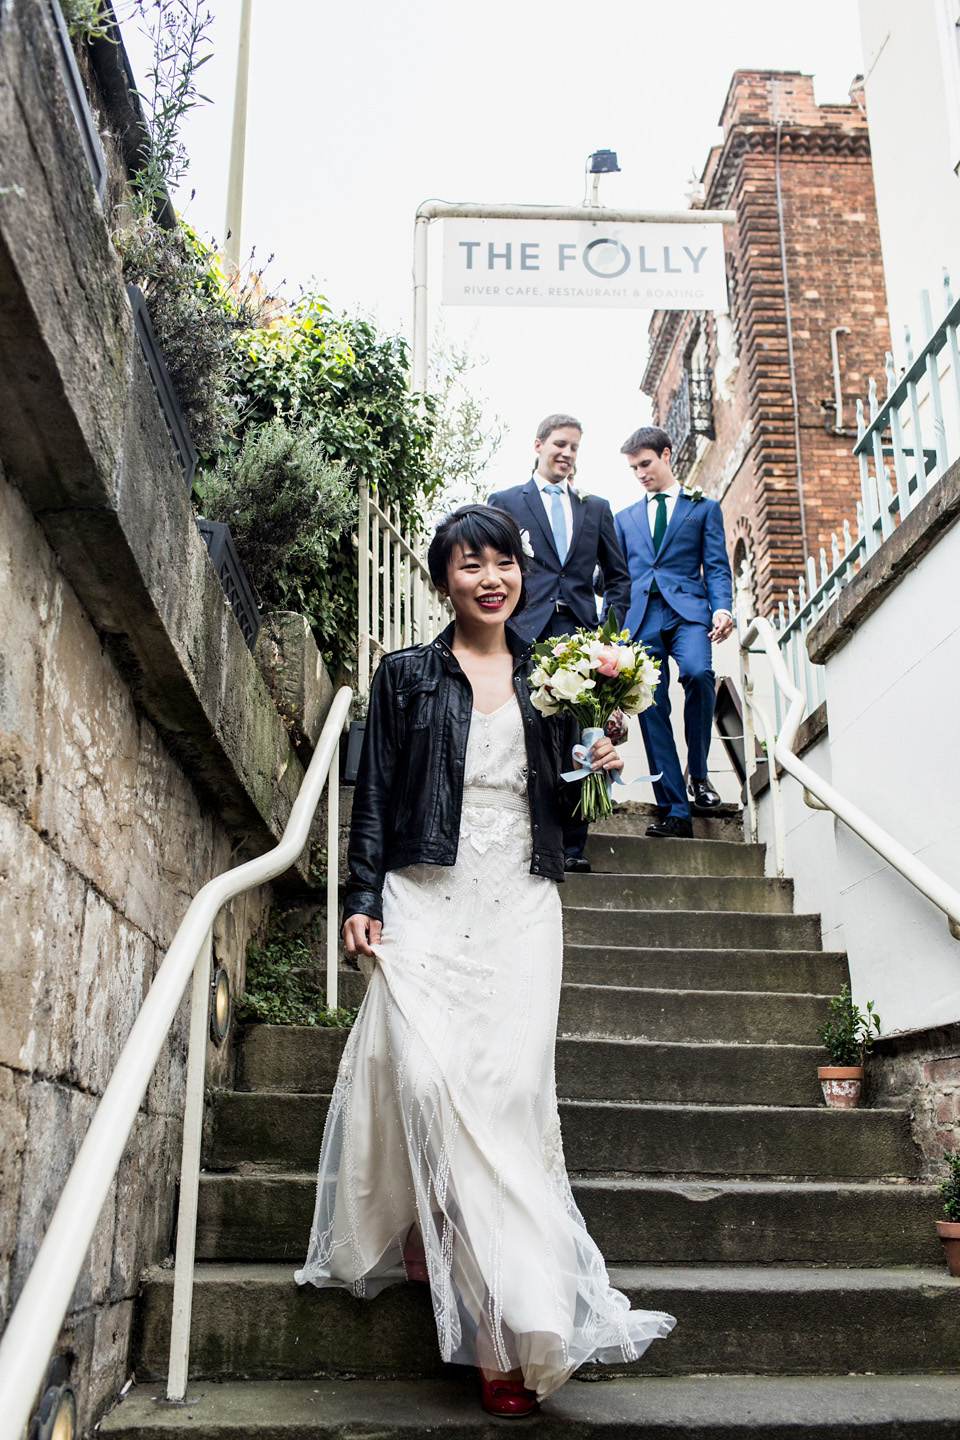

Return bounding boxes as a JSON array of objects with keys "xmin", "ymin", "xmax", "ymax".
[
  {"xmin": 344, "ymin": 721, "xmax": 366, "ymax": 784},
  {"xmin": 50, "ymin": 0, "xmax": 107, "ymax": 201},
  {"xmin": 197, "ymin": 519, "xmax": 261, "ymax": 651},
  {"xmin": 126, "ymin": 284, "xmax": 197, "ymax": 487}
]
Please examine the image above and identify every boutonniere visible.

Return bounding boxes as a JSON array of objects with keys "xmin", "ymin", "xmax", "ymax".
[
  {"xmin": 681, "ymin": 485, "xmax": 706, "ymax": 503},
  {"xmin": 519, "ymin": 527, "xmax": 535, "ymax": 558},
  {"xmin": 570, "ymin": 487, "xmax": 593, "ymax": 503}
]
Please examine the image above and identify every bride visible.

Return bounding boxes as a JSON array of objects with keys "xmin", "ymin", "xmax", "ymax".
[{"xmin": 295, "ymin": 504, "xmax": 675, "ymax": 1414}]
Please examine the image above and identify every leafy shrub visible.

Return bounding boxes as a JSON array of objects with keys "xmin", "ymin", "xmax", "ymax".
[
  {"xmin": 114, "ymin": 215, "xmax": 258, "ymax": 454},
  {"xmin": 200, "ymin": 419, "xmax": 357, "ymax": 614},
  {"xmin": 941, "ymin": 1152, "xmax": 960, "ymax": 1222},
  {"xmin": 237, "ymin": 910, "xmax": 357, "ymax": 1028},
  {"xmin": 61, "ymin": 0, "xmax": 114, "ymax": 41},
  {"xmin": 816, "ymin": 984, "xmax": 881, "ymax": 1066},
  {"xmin": 211, "ymin": 296, "xmax": 437, "ymax": 676}
]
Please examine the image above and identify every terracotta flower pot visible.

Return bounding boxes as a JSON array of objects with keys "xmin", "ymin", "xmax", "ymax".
[
  {"xmin": 818, "ymin": 1065, "xmax": 863, "ymax": 1109},
  {"xmin": 936, "ymin": 1220, "xmax": 960, "ymax": 1277}
]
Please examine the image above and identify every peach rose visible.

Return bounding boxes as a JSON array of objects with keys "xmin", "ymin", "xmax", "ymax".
[{"xmin": 595, "ymin": 644, "xmax": 624, "ymax": 678}]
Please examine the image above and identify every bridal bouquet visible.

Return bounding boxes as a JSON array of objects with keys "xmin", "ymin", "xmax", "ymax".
[{"xmin": 529, "ymin": 611, "xmax": 661, "ymax": 822}]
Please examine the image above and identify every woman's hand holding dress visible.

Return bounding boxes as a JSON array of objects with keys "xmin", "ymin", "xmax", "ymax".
[{"xmin": 342, "ymin": 913, "xmax": 382, "ymax": 960}]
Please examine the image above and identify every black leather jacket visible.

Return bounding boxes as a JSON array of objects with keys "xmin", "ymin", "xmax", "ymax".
[{"xmin": 343, "ymin": 622, "xmax": 576, "ymax": 923}]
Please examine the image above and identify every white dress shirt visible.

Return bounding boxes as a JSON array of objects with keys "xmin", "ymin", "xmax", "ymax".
[
  {"xmin": 647, "ymin": 481, "xmax": 731, "ymax": 622},
  {"xmin": 534, "ymin": 472, "xmax": 574, "ymax": 551},
  {"xmin": 645, "ymin": 480, "xmax": 682, "ymax": 536}
]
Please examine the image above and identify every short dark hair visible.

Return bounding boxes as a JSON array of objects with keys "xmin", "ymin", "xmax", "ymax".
[
  {"xmin": 427, "ymin": 504, "xmax": 528, "ymax": 616},
  {"xmin": 620, "ymin": 425, "xmax": 672, "ymax": 457},
  {"xmin": 536, "ymin": 413, "xmax": 582, "ymax": 443}
]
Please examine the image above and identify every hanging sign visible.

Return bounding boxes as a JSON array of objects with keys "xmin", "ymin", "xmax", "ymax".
[{"xmin": 442, "ymin": 218, "xmax": 727, "ymax": 310}]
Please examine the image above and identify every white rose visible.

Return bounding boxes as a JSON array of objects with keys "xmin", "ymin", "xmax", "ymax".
[
  {"xmin": 530, "ymin": 688, "xmax": 559, "ymax": 715},
  {"xmin": 617, "ymin": 645, "xmax": 636, "ymax": 673},
  {"xmin": 551, "ymin": 668, "xmax": 594, "ymax": 703},
  {"xmin": 530, "ymin": 665, "xmax": 552, "ymax": 688}
]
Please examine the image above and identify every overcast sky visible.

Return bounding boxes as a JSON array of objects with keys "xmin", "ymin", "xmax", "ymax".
[{"xmin": 119, "ymin": 0, "xmax": 865, "ymax": 514}]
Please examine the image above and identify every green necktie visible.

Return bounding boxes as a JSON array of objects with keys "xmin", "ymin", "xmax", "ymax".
[
  {"xmin": 650, "ymin": 493, "xmax": 667, "ymax": 596},
  {"xmin": 653, "ymin": 493, "xmax": 668, "ymax": 552}
]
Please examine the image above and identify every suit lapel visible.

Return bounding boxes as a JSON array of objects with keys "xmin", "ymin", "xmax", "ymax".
[
  {"xmin": 521, "ymin": 479, "xmax": 560, "ymax": 562},
  {"xmin": 568, "ymin": 485, "xmax": 586, "ymax": 554},
  {"xmin": 656, "ymin": 492, "xmax": 695, "ymax": 563},
  {"xmin": 629, "ymin": 500, "xmax": 656, "ymax": 560}
]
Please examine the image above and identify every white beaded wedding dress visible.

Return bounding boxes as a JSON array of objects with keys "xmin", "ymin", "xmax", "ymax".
[{"xmin": 295, "ymin": 695, "xmax": 675, "ymax": 1398}]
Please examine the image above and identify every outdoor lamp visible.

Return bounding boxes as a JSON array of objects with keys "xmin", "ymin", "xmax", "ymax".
[
  {"xmin": 587, "ymin": 149, "xmax": 621, "ymax": 174},
  {"xmin": 31, "ymin": 1379, "xmax": 77, "ymax": 1440},
  {"xmin": 210, "ymin": 966, "xmax": 231, "ymax": 1046}
]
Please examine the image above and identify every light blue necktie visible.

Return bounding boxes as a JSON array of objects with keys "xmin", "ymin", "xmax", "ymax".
[{"xmin": 543, "ymin": 483, "xmax": 569, "ymax": 562}]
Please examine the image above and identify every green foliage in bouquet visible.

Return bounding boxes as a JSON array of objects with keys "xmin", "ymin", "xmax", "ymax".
[
  {"xmin": 528, "ymin": 609, "xmax": 661, "ymax": 822},
  {"xmin": 940, "ymin": 1152, "xmax": 960, "ymax": 1222},
  {"xmin": 816, "ymin": 984, "xmax": 881, "ymax": 1066}
]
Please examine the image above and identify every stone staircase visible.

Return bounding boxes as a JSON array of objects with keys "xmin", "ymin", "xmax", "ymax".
[{"xmin": 102, "ymin": 811, "xmax": 960, "ymax": 1436}]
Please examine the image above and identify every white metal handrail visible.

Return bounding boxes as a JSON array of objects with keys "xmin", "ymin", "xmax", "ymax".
[
  {"xmin": 739, "ymin": 615, "xmax": 960, "ymax": 941},
  {"xmin": 357, "ymin": 482, "xmax": 450, "ymax": 693},
  {"xmin": 0, "ymin": 686, "xmax": 353, "ymax": 1436}
]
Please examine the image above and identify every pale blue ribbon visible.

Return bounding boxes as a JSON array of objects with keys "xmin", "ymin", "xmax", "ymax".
[{"xmin": 560, "ymin": 726, "xmax": 662, "ymax": 792}]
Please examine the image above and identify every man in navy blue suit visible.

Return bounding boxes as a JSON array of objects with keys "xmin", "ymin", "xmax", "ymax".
[
  {"xmin": 615, "ymin": 426, "xmax": 733, "ymax": 839},
  {"xmin": 488, "ymin": 413, "xmax": 632, "ymax": 869}
]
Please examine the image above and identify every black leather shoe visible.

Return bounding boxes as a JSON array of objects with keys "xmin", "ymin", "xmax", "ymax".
[
  {"xmin": 689, "ymin": 778, "xmax": 721, "ymax": 812},
  {"xmin": 564, "ymin": 856, "xmax": 591, "ymax": 873},
  {"xmin": 645, "ymin": 817, "xmax": 694, "ymax": 839}
]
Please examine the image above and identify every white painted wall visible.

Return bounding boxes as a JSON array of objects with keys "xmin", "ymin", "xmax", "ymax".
[
  {"xmin": 756, "ymin": 510, "xmax": 960, "ymax": 1034},
  {"xmin": 858, "ymin": 0, "xmax": 960, "ymax": 358},
  {"xmin": 756, "ymin": 733, "xmax": 846, "ymax": 958}
]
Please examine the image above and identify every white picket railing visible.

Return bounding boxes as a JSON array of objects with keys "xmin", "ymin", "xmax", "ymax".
[
  {"xmin": 357, "ymin": 484, "xmax": 451, "ymax": 695},
  {"xmin": 771, "ymin": 270, "xmax": 960, "ymax": 727},
  {"xmin": 0, "ymin": 687, "xmax": 353, "ymax": 1438}
]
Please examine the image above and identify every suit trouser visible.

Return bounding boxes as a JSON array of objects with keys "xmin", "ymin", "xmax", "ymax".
[
  {"xmin": 636, "ymin": 596, "xmax": 715, "ymax": 822},
  {"xmin": 537, "ymin": 610, "xmax": 590, "ymax": 859}
]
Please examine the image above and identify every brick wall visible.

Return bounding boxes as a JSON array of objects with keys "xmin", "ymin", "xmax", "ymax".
[{"xmin": 642, "ymin": 71, "xmax": 892, "ymax": 617}]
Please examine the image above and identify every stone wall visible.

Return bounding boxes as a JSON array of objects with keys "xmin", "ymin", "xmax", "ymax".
[
  {"xmin": 867, "ymin": 1024, "xmax": 960, "ymax": 1179},
  {"xmin": 0, "ymin": 0, "xmax": 335, "ymax": 1427}
]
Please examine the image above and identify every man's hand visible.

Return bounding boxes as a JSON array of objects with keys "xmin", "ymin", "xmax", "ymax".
[
  {"xmin": 709, "ymin": 611, "xmax": 734, "ymax": 643},
  {"xmin": 589, "ymin": 735, "xmax": 624, "ymax": 775},
  {"xmin": 342, "ymin": 914, "xmax": 382, "ymax": 960}
]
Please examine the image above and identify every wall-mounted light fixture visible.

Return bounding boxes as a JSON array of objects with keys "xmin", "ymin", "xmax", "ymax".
[
  {"xmin": 210, "ymin": 967, "xmax": 231, "ymax": 1046},
  {"xmin": 30, "ymin": 1357, "xmax": 77, "ymax": 1440}
]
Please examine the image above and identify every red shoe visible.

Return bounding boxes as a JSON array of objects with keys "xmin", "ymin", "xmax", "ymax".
[{"xmin": 479, "ymin": 1372, "xmax": 538, "ymax": 1417}]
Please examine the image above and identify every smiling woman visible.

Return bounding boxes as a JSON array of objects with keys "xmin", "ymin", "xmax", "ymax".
[{"xmin": 294, "ymin": 503, "xmax": 674, "ymax": 1415}]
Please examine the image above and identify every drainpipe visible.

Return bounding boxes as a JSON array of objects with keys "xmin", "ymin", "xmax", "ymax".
[{"xmin": 772, "ymin": 86, "xmax": 810, "ymax": 562}]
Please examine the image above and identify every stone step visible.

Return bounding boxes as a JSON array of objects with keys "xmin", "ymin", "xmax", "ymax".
[
  {"xmin": 556, "ymin": 1037, "xmax": 826, "ymax": 1105},
  {"xmin": 562, "ymin": 945, "xmax": 848, "ymax": 994},
  {"xmin": 558, "ymin": 983, "xmax": 830, "ymax": 1044},
  {"xmin": 133, "ymin": 1263, "xmax": 960, "ymax": 1381},
  {"xmin": 204, "ymin": 1092, "xmax": 917, "ymax": 1180},
  {"xmin": 562, "ymin": 908, "xmax": 822, "ymax": 950},
  {"xmin": 596, "ymin": 803, "xmax": 744, "ymax": 841},
  {"xmin": 194, "ymin": 1172, "xmax": 940, "ymax": 1268},
  {"xmin": 99, "ymin": 1374, "xmax": 960, "ymax": 1438},
  {"xmin": 560, "ymin": 873, "xmax": 794, "ymax": 914},
  {"xmin": 584, "ymin": 833, "xmax": 765, "ymax": 876}
]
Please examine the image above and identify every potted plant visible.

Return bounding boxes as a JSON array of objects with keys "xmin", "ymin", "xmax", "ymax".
[
  {"xmin": 937, "ymin": 1152, "xmax": 960, "ymax": 1276},
  {"xmin": 815, "ymin": 984, "xmax": 881, "ymax": 1109}
]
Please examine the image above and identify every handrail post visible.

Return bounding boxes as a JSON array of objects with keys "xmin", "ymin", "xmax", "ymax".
[
  {"xmin": 166, "ymin": 929, "xmax": 212, "ymax": 1402},
  {"xmin": 327, "ymin": 762, "xmax": 340, "ymax": 1011},
  {"xmin": 358, "ymin": 483, "xmax": 370, "ymax": 697}
]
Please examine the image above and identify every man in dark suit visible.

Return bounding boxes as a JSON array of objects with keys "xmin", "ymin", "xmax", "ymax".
[
  {"xmin": 488, "ymin": 413, "xmax": 632, "ymax": 870},
  {"xmin": 615, "ymin": 425, "xmax": 733, "ymax": 840}
]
